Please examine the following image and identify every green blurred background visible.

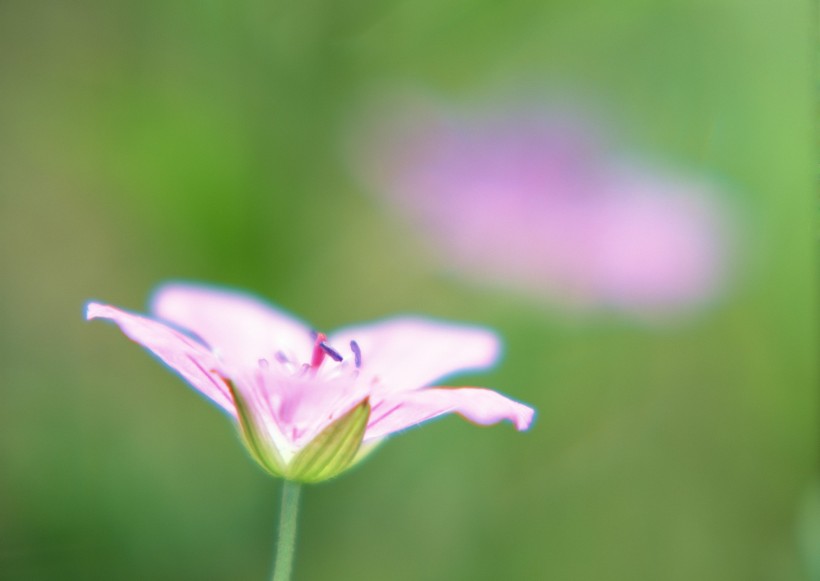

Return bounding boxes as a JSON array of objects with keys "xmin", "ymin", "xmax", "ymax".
[{"xmin": 0, "ymin": 0, "xmax": 815, "ymax": 580}]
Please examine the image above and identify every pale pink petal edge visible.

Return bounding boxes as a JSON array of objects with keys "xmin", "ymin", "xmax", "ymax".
[
  {"xmin": 86, "ymin": 302, "xmax": 237, "ymax": 416},
  {"xmin": 364, "ymin": 387, "xmax": 535, "ymax": 441},
  {"xmin": 150, "ymin": 282, "xmax": 315, "ymax": 368}
]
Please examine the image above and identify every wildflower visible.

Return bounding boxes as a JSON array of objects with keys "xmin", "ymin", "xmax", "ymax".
[
  {"xmin": 352, "ymin": 100, "xmax": 733, "ymax": 319},
  {"xmin": 87, "ymin": 283, "xmax": 534, "ymax": 482}
]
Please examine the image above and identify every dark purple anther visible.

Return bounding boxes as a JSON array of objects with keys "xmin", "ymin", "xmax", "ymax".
[
  {"xmin": 319, "ymin": 341, "xmax": 343, "ymax": 362},
  {"xmin": 274, "ymin": 351, "xmax": 289, "ymax": 364},
  {"xmin": 350, "ymin": 340, "xmax": 362, "ymax": 368}
]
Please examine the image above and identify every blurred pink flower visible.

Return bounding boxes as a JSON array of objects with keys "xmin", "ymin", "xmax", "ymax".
[
  {"xmin": 354, "ymin": 102, "xmax": 733, "ymax": 318},
  {"xmin": 87, "ymin": 283, "xmax": 534, "ymax": 482}
]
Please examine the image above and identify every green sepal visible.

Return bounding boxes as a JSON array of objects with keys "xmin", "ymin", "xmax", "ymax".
[
  {"xmin": 226, "ymin": 380, "xmax": 287, "ymax": 477},
  {"xmin": 286, "ymin": 398, "xmax": 371, "ymax": 483},
  {"xmin": 352, "ymin": 438, "xmax": 383, "ymax": 464}
]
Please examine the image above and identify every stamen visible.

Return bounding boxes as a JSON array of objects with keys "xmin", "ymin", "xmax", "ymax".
[
  {"xmin": 350, "ymin": 340, "xmax": 362, "ymax": 368},
  {"xmin": 258, "ymin": 358, "xmax": 269, "ymax": 369},
  {"xmin": 319, "ymin": 341, "xmax": 343, "ymax": 362},
  {"xmin": 310, "ymin": 332, "xmax": 328, "ymax": 368},
  {"xmin": 274, "ymin": 351, "xmax": 289, "ymax": 364}
]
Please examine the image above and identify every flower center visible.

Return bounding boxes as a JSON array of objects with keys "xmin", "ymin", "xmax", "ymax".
[
  {"xmin": 308, "ymin": 332, "xmax": 362, "ymax": 371},
  {"xmin": 350, "ymin": 340, "xmax": 362, "ymax": 368},
  {"xmin": 259, "ymin": 334, "xmax": 362, "ymax": 377},
  {"xmin": 309, "ymin": 332, "xmax": 333, "ymax": 368}
]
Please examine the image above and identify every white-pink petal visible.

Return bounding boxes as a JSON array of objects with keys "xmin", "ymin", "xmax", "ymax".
[
  {"xmin": 151, "ymin": 283, "xmax": 315, "ymax": 370},
  {"xmin": 329, "ymin": 317, "xmax": 500, "ymax": 394},
  {"xmin": 364, "ymin": 387, "xmax": 534, "ymax": 441},
  {"xmin": 86, "ymin": 302, "xmax": 237, "ymax": 415}
]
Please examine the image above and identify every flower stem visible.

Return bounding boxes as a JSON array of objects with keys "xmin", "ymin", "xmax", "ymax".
[{"xmin": 272, "ymin": 480, "xmax": 301, "ymax": 581}]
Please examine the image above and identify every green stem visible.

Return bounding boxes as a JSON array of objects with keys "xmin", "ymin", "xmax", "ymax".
[{"xmin": 272, "ymin": 480, "xmax": 302, "ymax": 581}]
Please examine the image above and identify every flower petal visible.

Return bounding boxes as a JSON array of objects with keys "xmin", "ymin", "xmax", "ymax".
[
  {"xmin": 86, "ymin": 302, "xmax": 236, "ymax": 414},
  {"xmin": 150, "ymin": 283, "xmax": 315, "ymax": 369},
  {"xmin": 329, "ymin": 317, "xmax": 500, "ymax": 393},
  {"xmin": 363, "ymin": 387, "xmax": 534, "ymax": 441}
]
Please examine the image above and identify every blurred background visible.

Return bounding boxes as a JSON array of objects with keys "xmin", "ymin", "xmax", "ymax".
[{"xmin": 0, "ymin": 0, "xmax": 815, "ymax": 580}]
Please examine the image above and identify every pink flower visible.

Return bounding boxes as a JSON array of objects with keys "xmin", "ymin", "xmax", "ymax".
[
  {"xmin": 353, "ymin": 102, "xmax": 734, "ymax": 319},
  {"xmin": 87, "ymin": 283, "xmax": 534, "ymax": 482}
]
